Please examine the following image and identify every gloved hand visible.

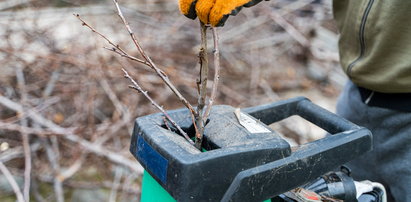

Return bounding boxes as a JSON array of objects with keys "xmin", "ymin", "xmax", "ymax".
[{"xmin": 179, "ymin": 0, "xmax": 268, "ymax": 26}]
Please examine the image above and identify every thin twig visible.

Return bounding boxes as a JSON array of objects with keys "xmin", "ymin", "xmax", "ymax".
[
  {"xmin": 109, "ymin": 138, "xmax": 123, "ymax": 202},
  {"xmin": 103, "ymin": 47, "xmax": 149, "ymax": 65},
  {"xmin": 277, "ymin": 0, "xmax": 317, "ymax": 16},
  {"xmin": 268, "ymin": 11, "xmax": 310, "ymax": 47},
  {"xmin": 37, "ymin": 67, "xmax": 64, "ymax": 201},
  {"xmin": 0, "ymin": 121, "xmax": 57, "ymax": 136},
  {"xmin": 163, "ymin": 116, "xmax": 171, "ymax": 131},
  {"xmin": 42, "ymin": 69, "xmax": 60, "ymax": 98},
  {"xmin": 76, "ymin": 10, "xmax": 200, "ymax": 147},
  {"xmin": 41, "ymin": 137, "xmax": 64, "ymax": 202},
  {"xmin": 74, "ymin": 14, "xmax": 150, "ymax": 66},
  {"xmin": 31, "ymin": 180, "xmax": 47, "ymax": 202},
  {"xmin": 111, "ymin": 0, "xmax": 198, "ymax": 117},
  {"xmin": 0, "ymin": 162, "xmax": 25, "ymax": 202},
  {"xmin": 75, "ymin": 15, "xmax": 130, "ymax": 60},
  {"xmin": 76, "ymin": 2, "xmax": 214, "ymax": 149},
  {"xmin": 58, "ymin": 154, "xmax": 85, "ymax": 181},
  {"xmin": 122, "ymin": 68, "xmax": 194, "ymax": 145},
  {"xmin": 95, "ymin": 65, "xmax": 133, "ymax": 145},
  {"xmin": 109, "ymin": 167, "xmax": 122, "ymax": 202},
  {"xmin": 94, "ymin": 119, "xmax": 130, "ymax": 146},
  {"xmin": 0, "ymin": 141, "xmax": 41, "ymax": 163},
  {"xmin": 194, "ymin": 22, "xmax": 209, "ymax": 149},
  {"xmin": 15, "ymin": 65, "xmax": 31, "ymax": 202},
  {"xmin": 97, "ymin": 70, "xmax": 127, "ymax": 115},
  {"xmin": 120, "ymin": 172, "xmax": 140, "ymax": 200},
  {"xmin": 111, "ymin": 0, "xmax": 146, "ymax": 60},
  {"xmin": 204, "ymin": 27, "xmax": 220, "ymax": 120},
  {"xmin": 0, "ymin": 95, "xmax": 143, "ymax": 174}
]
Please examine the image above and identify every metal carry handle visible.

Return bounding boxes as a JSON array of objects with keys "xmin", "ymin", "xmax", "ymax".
[
  {"xmin": 222, "ymin": 97, "xmax": 372, "ymax": 202},
  {"xmin": 243, "ymin": 96, "xmax": 359, "ymax": 134}
]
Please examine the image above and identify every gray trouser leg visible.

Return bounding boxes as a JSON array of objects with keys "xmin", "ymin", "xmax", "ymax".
[{"xmin": 336, "ymin": 81, "xmax": 411, "ymax": 202}]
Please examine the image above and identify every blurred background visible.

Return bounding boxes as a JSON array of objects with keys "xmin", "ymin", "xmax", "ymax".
[{"xmin": 0, "ymin": 0, "xmax": 345, "ymax": 201}]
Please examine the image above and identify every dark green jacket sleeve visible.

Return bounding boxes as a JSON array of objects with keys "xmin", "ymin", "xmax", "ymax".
[{"xmin": 333, "ymin": 0, "xmax": 411, "ymax": 93}]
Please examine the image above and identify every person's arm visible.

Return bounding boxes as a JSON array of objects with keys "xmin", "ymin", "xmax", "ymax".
[{"xmin": 179, "ymin": 0, "xmax": 269, "ymax": 26}]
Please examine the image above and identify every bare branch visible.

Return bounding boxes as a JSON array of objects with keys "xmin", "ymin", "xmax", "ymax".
[
  {"xmin": 194, "ymin": 22, "xmax": 209, "ymax": 149},
  {"xmin": 111, "ymin": 0, "xmax": 146, "ymax": 60},
  {"xmin": 0, "ymin": 95, "xmax": 143, "ymax": 174},
  {"xmin": 163, "ymin": 116, "xmax": 171, "ymax": 131},
  {"xmin": 103, "ymin": 47, "xmax": 149, "ymax": 65},
  {"xmin": 122, "ymin": 68, "xmax": 194, "ymax": 145},
  {"xmin": 0, "ymin": 141, "xmax": 41, "ymax": 164},
  {"xmin": 109, "ymin": 168, "xmax": 122, "ymax": 202},
  {"xmin": 76, "ymin": 10, "xmax": 197, "ymax": 117},
  {"xmin": 58, "ymin": 155, "xmax": 85, "ymax": 181},
  {"xmin": 268, "ymin": 11, "xmax": 310, "ymax": 47},
  {"xmin": 74, "ymin": 14, "xmax": 150, "ymax": 66},
  {"xmin": 204, "ymin": 27, "xmax": 220, "ymax": 120},
  {"xmin": 0, "ymin": 121, "xmax": 57, "ymax": 136},
  {"xmin": 74, "ymin": 14, "xmax": 127, "ymax": 56},
  {"xmin": 109, "ymin": 136, "xmax": 123, "ymax": 202},
  {"xmin": 0, "ymin": 162, "xmax": 25, "ymax": 202},
  {"xmin": 42, "ymin": 138, "xmax": 64, "ymax": 202},
  {"xmin": 111, "ymin": 0, "xmax": 198, "ymax": 117},
  {"xmin": 15, "ymin": 65, "xmax": 31, "ymax": 202}
]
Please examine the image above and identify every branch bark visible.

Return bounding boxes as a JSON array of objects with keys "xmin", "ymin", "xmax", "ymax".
[
  {"xmin": 15, "ymin": 65, "xmax": 31, "ymax": 202},
  {"xmin": 74, "ymin": 14, "xmax": 149, "ymax": 66},
  {"xmin": 75, "ymin": 10, "xmax": 202, "ymax": 148},
  {"xmin": 194, "ymin": 22, "xmax": 209, "ymax": 149},
  {"xmin": 122, "ymin": 68, "xmax": 194, "ymax": 145},
  {"xmin": 203, "ymin": 27, "xmax": 220, "ymax": 120},
  {"xmin": 42, "ymin": 138, "xmax": 64, "ymax": 202},
  {"xmin": 75, "ymin": 13, "xmax": 197, "ymax": 117},
  {"xmin": 0, "ymin": 95, "xmax": 143, "ymax": 174},
  {"xmin": 110, "ymin": 0, "xmax": 198, "ymax": 117},
  {"xmin": 75, "ymin": 3, "xmax": 224, "ymax": 150}
]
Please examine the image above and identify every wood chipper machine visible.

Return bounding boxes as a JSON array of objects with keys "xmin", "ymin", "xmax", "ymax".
[{"xmin": 130, "ymin": 97, "xmax": 386, "ymax": 201}]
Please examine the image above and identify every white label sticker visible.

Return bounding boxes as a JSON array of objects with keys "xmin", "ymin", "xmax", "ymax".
[{"xmin": 234, "ymin": 109, "xmax": 271, "ymax": 134}]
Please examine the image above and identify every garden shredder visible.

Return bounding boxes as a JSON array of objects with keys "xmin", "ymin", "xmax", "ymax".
[{"xmin": 130, "ymin": 97, "xmax": 385, "ymax": 201}]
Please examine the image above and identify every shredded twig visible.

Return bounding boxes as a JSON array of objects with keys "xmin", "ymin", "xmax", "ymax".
[{"xmin": 122, "ymin": 68, "xmax": 194, "ymax": 145}]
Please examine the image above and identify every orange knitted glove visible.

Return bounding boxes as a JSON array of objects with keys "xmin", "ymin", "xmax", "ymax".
[{"xmin": 179, "ymin": 0, "xmax": 268, "ymax": 26}]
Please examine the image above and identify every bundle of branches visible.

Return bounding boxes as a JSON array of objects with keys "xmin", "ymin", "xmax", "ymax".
[
  {"xmin": 76, "ymin": 0, "xmax": 223, "ymax": 150},
  {"xmin": 0, "ymin": 0, "xmax": 340, "ymax": 201}
]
